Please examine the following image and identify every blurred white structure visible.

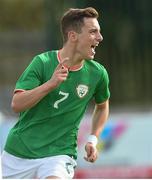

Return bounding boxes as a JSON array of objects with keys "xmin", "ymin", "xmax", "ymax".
[{"xmin": 0, "ymin": 112, "xmax": 16, "ymax": 153}]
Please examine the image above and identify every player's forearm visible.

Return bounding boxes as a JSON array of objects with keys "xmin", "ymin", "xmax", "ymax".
[
  {"xmin": 85, "ymin": 101, "xmax": 109, "ymax": 163},
  {"xmin": 91, "ymin": 100, "xmax": 109, "ymax": 137},
  {"xmin": 11, "ymin": 80, "xmax": 57, "ymax": 113}
]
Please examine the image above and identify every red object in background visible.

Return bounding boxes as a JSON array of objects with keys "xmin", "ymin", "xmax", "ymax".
[{"xmin": 74, "ymin": 166, "xmax": 152, "ymax": 179}]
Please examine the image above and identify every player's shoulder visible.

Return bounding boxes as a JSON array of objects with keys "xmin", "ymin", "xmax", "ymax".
[
  {"xmin": 86, "ymin": 59, "xmax": 107, "ymax": 73},
  {"xmin": 35, "ymin": 50, "xmax": 57, "ymax": 63}
]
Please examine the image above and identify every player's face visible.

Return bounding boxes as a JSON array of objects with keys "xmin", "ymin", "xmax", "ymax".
[{"xmin": 76, "ymin": 17, "xmax": 103, "ymax": 60}]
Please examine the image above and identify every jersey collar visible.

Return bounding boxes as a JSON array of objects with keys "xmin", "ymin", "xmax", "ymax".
[{"xmin": 57, "ymin": 50, "xmax": 83, "ymax": 71}]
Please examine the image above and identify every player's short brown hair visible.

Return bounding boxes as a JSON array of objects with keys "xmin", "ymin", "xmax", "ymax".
[{"xmin": 61, "ymin": 7, "xmax": 99, "ymax": 43}]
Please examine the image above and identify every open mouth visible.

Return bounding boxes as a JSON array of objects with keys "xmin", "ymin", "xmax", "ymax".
[
  {"xmin": 91, "ymin": 45, "xmax": 96, "ymax": 49},
  {"xmin": 91, "ymin": 45, "xmax": 97, "ymax": 54}
]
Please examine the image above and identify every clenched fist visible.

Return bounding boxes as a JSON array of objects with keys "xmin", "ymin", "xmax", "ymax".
[{"xmin": 84, "ymin": 142, "xmax": 98, "ymax": 163}]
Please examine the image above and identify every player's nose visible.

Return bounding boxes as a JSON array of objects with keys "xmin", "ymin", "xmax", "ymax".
[{"xmin": 97, "ymin": 32, "xmax": 103, "ymax": 42}]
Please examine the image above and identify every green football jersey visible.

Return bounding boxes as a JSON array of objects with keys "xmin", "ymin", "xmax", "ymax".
[{"xmin": 5, "ymin": 50, "xmax": 110, "ymax": 159}]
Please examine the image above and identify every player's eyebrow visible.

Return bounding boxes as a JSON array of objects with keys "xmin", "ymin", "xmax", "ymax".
[{"xmin": 89, "ymin": 27, "xmax": 100, "ymax": 33}]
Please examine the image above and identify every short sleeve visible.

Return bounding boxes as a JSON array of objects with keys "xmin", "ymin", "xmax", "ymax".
[
  {"xmin": 15, "ymin": 56, "xmax": 43, "ymax": 91},
  {"xmin": 94, "ymin": 68, "xmax": 110, "ymax": 104}
]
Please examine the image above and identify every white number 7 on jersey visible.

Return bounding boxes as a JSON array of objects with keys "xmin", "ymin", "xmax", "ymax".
[{"xmin": 53, "ymin": 91, "xmax": 69, "ymax": 109}]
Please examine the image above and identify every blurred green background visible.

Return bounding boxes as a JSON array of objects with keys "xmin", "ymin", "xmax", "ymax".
[
  {"xmin": 0, "ymin": 0, "xmax": 152, "ymax": 114},
  {"xmin": 0, "ymin": 0, "xmax": 152, "ymax": 178}
]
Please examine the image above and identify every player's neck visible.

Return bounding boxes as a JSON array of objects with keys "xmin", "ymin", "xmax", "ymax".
[{"xmin": 59, "ymin": 47, "xmax": 84, "ymax": 71}]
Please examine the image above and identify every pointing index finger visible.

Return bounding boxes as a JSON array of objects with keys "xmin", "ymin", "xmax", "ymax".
[{"xmin": 60, "ymin": 57, "xmax": 70, "ymax": 70}]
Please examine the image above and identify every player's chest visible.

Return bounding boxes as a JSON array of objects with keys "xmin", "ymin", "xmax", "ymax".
[{"xmin": 47, "ymin": 72, "xmax": 97, "ymax": 108}]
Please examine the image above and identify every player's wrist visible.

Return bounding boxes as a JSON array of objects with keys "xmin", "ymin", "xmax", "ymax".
[
  {"xmin": 46, "ymin": 79, "xmax": 59, "ymax": 89},
  {"xmin": 87, "ymin": 135, "xmax": 98, "ymax": 147}
]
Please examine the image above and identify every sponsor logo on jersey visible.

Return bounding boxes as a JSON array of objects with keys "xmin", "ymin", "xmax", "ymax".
[{"xmin": 76, "ymin": 84, "xmax": 89, "ymax": 98}]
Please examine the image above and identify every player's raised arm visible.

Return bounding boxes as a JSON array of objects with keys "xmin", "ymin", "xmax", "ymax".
[{"xmin": 11, "ymin": 58, "xmax": 69, "ymax": 113}]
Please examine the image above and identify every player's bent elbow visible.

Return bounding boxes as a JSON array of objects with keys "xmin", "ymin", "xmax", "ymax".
[{"xmin": 11, "ymin": 101, "xmax": 21, "ymax": 113}]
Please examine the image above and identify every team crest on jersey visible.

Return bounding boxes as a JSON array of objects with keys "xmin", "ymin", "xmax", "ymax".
[{"xmin": 76, "ymin": 84, "xmax": 89, "ymax": 98}]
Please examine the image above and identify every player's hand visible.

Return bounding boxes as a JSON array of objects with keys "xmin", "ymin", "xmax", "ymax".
[
  {"xmin": 84, "ymin": 142, "xmax": 98, "ymax": 163},
  {"xmin": 49, "ymin": 57, "xmax": 69, "ymax": 87}
]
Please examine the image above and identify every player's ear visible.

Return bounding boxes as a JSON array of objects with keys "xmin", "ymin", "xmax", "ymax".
[{"xmin": 68, "ymin": 31, "xmax": 78, "ymax": 42}]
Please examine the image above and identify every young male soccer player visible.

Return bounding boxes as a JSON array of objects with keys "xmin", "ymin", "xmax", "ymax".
[{"xmin": 2, "ymin": 7, "xmax": 110, "ymax": 179}]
